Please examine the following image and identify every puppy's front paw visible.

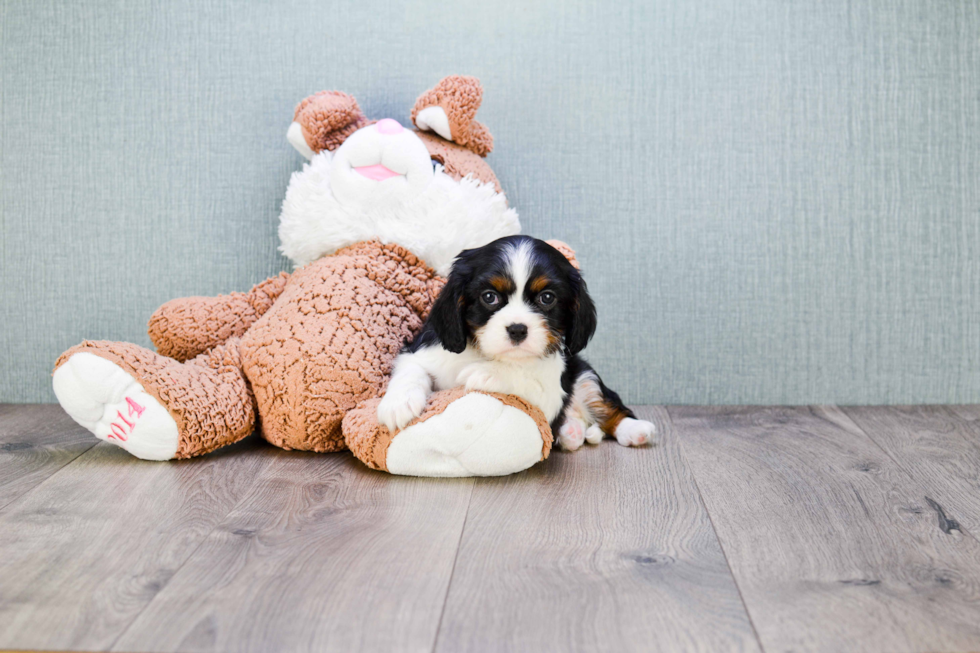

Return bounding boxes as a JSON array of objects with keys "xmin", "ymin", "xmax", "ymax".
[
  {"xmin": 614, "ymin": 417, "xmax": 657, "ymax": 447},
  {"xmin": 558, "ymin": 417, "xmax": 587, "ymax": 451},
  {"xmin": 456, "ymin": 363, "xmax": 497, "ymax": 393},
  {"xmin": 377, "ymin": 385, "xmax": 429, "ymax": 432}
]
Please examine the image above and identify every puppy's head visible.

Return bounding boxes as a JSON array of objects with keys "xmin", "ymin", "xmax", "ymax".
[{"xmin": 429, "ymin": 236, "xmax": 597, "ymax": 359}]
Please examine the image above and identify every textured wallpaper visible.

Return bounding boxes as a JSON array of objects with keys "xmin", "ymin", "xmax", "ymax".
[{"xmin": 2, "ymin": 0, "xmax": 978, "ymax": 404}]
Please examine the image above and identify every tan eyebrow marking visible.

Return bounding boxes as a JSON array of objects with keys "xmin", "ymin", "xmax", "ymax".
[
  {"xmin": 489, "ymin": 275, "xmax": 515, "ymax": 294},
  {"xmin": 529, "ymin": 275, "xmax": 551, "ymax": 294}
]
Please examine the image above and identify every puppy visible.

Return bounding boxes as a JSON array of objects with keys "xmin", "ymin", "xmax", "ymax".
[{"xmin": 377, "ymin": 236, "xmax": 655, "ymax": 451}]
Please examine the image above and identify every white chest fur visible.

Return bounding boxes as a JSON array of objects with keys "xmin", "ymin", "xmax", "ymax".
[
  {"xmin": 449, "ymin": 350, "xmax": 567, "ymax": 422},
  {"xmin": 380, "ymin": 344, "xmax": 567, "ymax": 432}
]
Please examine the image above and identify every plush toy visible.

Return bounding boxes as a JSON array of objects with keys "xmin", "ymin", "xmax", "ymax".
[{"xmin": 53, "ymin": 76, "xmax": 570, "ymax": 477}]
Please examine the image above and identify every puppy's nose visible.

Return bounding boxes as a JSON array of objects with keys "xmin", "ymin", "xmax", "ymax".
[
  {"xmin": 377, "ymin": 118, "xmax": 404, "ymax": 135},
  {"xmin": 506, "ymin": 323, "xmax": 528, "ymax": 344}
]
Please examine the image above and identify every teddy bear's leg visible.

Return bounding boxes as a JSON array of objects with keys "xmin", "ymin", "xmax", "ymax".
[
  {"xmin": 148, "ymin": 273, "xmax": 290, "ymax": 361},
  {"xmin": 53, "ymin": 339, "xmax": 255, "ymax": 460},
  {"xmin": 343, "ymin": 388, "xmax": 552, "ymax": 477}
]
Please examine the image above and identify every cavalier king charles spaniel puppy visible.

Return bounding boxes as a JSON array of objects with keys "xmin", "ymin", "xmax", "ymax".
[{"xmin": 377, "ymin": 235, "xmax": 656, "ymax": 450}]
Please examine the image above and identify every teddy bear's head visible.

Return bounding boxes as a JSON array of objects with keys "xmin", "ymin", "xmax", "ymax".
[{"xmin": 279, "ymin": 76, "xmax": 520, "ymax": 276}]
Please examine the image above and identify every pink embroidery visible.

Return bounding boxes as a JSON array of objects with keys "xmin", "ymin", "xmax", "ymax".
[
  {"xmin": 110, "ymin": 423, "xmax": 128, "ymax": 441},
  {"xmin": 107, "ymin": 397, "xmax": 146, "ymax": 442},
  {"xmin": 116, "ymin": 410, "xmax": 135, "ymax": 430},
  {"xmin": 126, "ymin": 396, "xmax": 145, "ymax": 418}
]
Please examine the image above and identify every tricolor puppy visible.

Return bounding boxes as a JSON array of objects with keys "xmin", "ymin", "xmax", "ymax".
[{"xmin": 377, "ymin": 235, "xmax": 656, "ymax": 450}]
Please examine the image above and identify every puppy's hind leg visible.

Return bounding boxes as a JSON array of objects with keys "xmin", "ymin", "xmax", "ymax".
[
  {"xmin": 577, "ymin": 365, "xmax": 657, "ymax": 448},
  {"xmin": 584, "ymin": 423, "xmax": 604, "ymax": 445},
  {"xmin": 613, "ymin": 417, "xmax": 656, "ymax": 447}
]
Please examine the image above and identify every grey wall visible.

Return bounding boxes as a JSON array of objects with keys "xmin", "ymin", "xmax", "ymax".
[{"xmin": 2, "ymin": 0, "xmax": 979, "ymax": 404}]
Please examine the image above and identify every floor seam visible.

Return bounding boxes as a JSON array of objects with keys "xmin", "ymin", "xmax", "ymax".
[
  {"xmin": 0, "ymin": 439, "xmax": 100, "ymax": 515},
  {"xmin": 430, "ymin": 478, "xmax": 475, "ymax": 653},
  {"xmin": 665, "ymin": 405, "xmax": 768, "ymax": 653},
  {"xmin": 831, "ymin": 405, "xmax": 910, "ymax": 477},
  {"xmin": 836, "ymin": 405, "xmax": 980, "ymax": 547}
]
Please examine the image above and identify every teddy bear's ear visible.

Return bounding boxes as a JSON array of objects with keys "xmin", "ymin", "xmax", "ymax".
[
  {"xmin": 287, "ymin": 91, "xmax": 371, "ymax": 159},
  {"xmin": 545, "ymin": 240, "xmax": 580, "ymax": 270},
  {"xmin": 411, "ymin": 75, "xmax": 494, "ymax": 157}
]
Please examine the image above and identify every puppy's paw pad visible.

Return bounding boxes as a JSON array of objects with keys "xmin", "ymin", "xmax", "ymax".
[
  {"xmin": 558, "ymin": 418, "xmax": 587, "ymax": 451},
  {"xmin": 615, "ymin": 418, "xmax": 657, "ymax": 447},
  {"xmin": 585, "ymin": 423, "xmax": 605, "ymax": 444}
]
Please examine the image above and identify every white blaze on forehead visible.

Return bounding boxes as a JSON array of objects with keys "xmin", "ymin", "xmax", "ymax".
[{"xmin": 504, "ymin": 239, "xmax": 534, "ymax": 297}]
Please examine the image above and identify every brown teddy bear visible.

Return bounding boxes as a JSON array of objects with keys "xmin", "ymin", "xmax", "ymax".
[{"xmin": 52, "ymin": 76, "xmax": 573, "ymax": 477}]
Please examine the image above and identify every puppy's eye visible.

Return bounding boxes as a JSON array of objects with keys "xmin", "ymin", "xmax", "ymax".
[
  {"xmin": 536, "ymin": 291, "xmax": 556, "ymax": 308},
  {"xmin": 481, "ymin": 291, "xmax": 501, "ymax": 307}
]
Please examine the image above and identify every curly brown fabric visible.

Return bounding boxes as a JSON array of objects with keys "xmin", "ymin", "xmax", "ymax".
[
  {"xmin": 416, "ymin": 131, "xmax": 501, "ymax": 193},
  {"xmin": 54, "ymin": 339, "xmax": 255, "ymax": 459},
  {"xmin": 240, "ymin": 241, "xmax": 441, "ymax": 453},
  {"xmin": 411, "ymin": 75, "xmax": 493, "ymax": 156},
  {"xmin": 149, "ymin": 273, "xmax": 290, "ymax": 361},
  {"xmin": 544, "ymin": 240, "xmax": 580, "ymax": 270},
  {"xmin": 294, "ymin": 90, "xmax": 372, "ymax": 153},
  {"xmin": 342, "ymin": 396, "xmax": 398, "ymax": 471}
]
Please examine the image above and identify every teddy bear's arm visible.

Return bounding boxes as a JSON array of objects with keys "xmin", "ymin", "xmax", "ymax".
[{"xmin": 148, "ymin": 272, "xmax": 290, "ymax": 361}]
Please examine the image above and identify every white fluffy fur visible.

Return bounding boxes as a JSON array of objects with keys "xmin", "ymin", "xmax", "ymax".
[{"xmin": 278, "ymin": 129, "xmax": 520, "ymax": 276}]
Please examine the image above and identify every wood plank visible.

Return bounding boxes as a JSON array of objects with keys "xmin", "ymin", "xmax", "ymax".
[
  {"xmin": 670, "ymin": 405, "xmax": 980, "ymax": 653},
  {"xmin": 434, "ymin": 406, "xmax": 762, "ymax": 653},
  {"xmin": 0, "ymin": 434, "xmax": 270, "ymax": 651},
  {"xmin": 111, "ymin": 452, "xmax": 474, "ymax": 653},
  {"xmin": 0, "ymin": 404, "xmax": 98, "ymax": 512},
  {"xmin": 842, "ymin": 405, "xmax": 980, "ymax": 534}
]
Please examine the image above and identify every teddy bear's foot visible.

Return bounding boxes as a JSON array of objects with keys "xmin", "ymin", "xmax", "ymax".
[
  {"xmin": 344, "ymin": 388, "xmax": 552, "ymax": 477},
  {"xmin": 53, "ymin": 352, "xmax": 179, "ymax": 460},
  {"xmin": 385, "ymin": 393, "xmax": 542, "ymax": 476},
  {"xmin": 53, "ymin": 339, "xmax": 256, "ymax": 460}
]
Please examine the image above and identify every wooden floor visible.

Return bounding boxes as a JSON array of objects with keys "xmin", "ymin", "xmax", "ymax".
[{"xmin": 2, "ymin": 405, "xmax": 980, "ymax": 653}]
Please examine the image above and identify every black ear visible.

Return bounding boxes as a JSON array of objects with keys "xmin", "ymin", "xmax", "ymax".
[
  {"xmin": 428, "ymin": 264, "xmax": 470, "ymax": 353},
  {"xmin": 565, "ymin": 273, "xmax": 597, "ymax": 355}
]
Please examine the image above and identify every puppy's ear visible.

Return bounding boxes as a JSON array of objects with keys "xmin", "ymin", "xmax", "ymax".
[
  {"xmin": 565, "ymin": 272, "xmax": 597, "ymax": 355},
  {"xmin": 428, "ymin": 262, "xmax": 470, "ymax": 353}
]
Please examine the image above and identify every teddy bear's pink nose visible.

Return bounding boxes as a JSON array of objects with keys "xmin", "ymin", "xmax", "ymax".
[{"xmin": 377, "ymin": 118, "xmax": 404, "ymax": 135}]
